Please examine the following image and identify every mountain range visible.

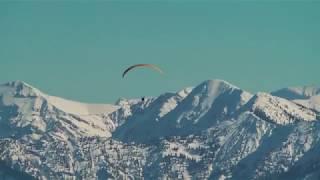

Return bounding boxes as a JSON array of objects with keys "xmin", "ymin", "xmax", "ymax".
[{"xmin": 0, "ymin": 80, "xmax": 319, "ymax": 180}]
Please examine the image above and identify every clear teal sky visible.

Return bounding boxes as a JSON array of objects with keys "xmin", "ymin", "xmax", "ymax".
[{"xmin": 1, "ymin": 1, "xmax": 319, "ymax": 103}]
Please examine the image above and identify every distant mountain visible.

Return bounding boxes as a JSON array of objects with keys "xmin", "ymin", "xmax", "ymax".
[
  {"xmin": 271, "ymin": 86, "xmax": 320, "ymax": 100},
  {"xmin": 0, "ymin": 80, "xmax": 319, "ymax": 179},
  {"xmin": 272, "ymin": 86, "xmax": 320, "ymax": 112}
]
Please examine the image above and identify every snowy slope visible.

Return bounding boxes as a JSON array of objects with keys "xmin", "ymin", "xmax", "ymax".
[
  {"xmin": 272, "ymin": 86, "xmax": 320, "ymax": 100},
  {"xmin": 44, "ymin": 95, "xmax": 118, "ymax": 115},
  {"xmin": 113, "ymin": 88, "xmax": 193, "ymax": 143},
  {"xmin": 244, "ymin": 92, "xmax": 317, "ymax": 125},
  {"xmin": 294, "ymin": 95, "xmax": 320, "ymax": 112},
  {"xmin": 0, "ymin": 81, "xmax": 119, "ymax": 139},
  {"xmin": 0, "ymin": 80, "xmax": 320, "ymax": 180},
  {"xmin": 0, "ymin": 81, "xmax": 119, "ymax": 115},
  {"xmin": 114, "ymin": 80, "xmax": 253, "ymax": 142},
  {"xmin": 272, "ymin": 86, "xmax": 320, "ymax": 112}
]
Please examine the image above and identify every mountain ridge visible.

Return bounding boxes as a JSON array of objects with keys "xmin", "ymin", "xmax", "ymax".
[{"xmin": 0, "ymin": 79, "xmax": 319, "ymax": 179}]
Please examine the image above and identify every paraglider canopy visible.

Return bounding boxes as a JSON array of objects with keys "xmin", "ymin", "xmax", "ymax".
[{"xmin": 122, "ymin": 64, "xmax": 163, "ymax": 78}]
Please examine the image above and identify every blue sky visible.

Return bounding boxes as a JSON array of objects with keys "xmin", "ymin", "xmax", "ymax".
[{"xmin": 0, "ymin": 1, "xmax": 319, "ymax": 103}]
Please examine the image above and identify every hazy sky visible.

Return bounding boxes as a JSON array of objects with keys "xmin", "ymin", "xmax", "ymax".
[{"xmin": 1, "ymin": 1, "xmax": 319, "ymax": 103}]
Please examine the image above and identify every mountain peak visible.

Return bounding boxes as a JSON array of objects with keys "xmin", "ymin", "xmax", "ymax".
[
  {"xmin": 1, "ymin": 80, "xmax": 43, "ymax": 97},
  {"xmin": 1, "ymin": 81, "xmax": 120, "ymax": 116},
  {"xmin": 4, "ymin": 80, "xmax": 35, "ymax": 89},
  {"xmin": 188, "ymin": 79, "xmax": 242, "ymax": 103},
  {"xmin": 200, "ymin": 79, "xmax": 239, "ymax": 90}
]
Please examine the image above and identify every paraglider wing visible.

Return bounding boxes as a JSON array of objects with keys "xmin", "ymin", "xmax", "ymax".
[{"xmin": 122, "ymin": 64, "xmax": 163, "ymax": 78}]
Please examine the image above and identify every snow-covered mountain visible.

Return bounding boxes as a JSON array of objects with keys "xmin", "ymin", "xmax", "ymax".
[
  {"xmin": 114, "ymin": 80, "xmax": 253, "ymax": 142},
  {"xmin": 0, "ymin": 81, "xmax": 119, "ymax": 139},
  {"xmin": 272, "ymin": 86, "xmax": 320, "ymax": 100},
  {"xmin": 272, "ymin": 86, "xmax": 320, "ymax": 112},
  {"xmin": 0, "ymin": 80, "xmax": 319, "ymax": 180}
]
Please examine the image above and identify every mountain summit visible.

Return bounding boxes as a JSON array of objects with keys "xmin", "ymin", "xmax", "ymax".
[{"xmin": 0, "ymin": 80, "xmax": 319, "ymax": 179}]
